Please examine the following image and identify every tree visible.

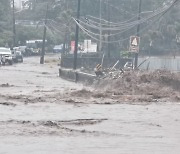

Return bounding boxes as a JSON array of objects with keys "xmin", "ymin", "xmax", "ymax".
[
  {"xmin": 0, "ymin": 0, "xmax": 12, "ymax": 46},
  {"xmin": 11, "ymin": 0, "xmax": 180, "ymax": 55}
]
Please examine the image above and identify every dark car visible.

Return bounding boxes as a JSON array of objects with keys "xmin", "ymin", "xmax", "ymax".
[{"xmin": 53, "ymin": 45, "xmax": 63, "ymax": 53}]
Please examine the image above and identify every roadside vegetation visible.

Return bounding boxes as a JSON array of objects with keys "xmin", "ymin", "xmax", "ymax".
[{"xmin": 0, "ymin": 0, "xmax": 180, "ymax": 56}]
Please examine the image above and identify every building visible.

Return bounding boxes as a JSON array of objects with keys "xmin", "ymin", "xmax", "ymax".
[
  {"xmin": 14, "ymin": 0, "xmax": 31, "ymax": 9},
  {"xmin": 14, "ymin": 0, "xmax": 56, "ymax": 9},
  {"xmin": 14, "ymin": 0, "xmax": 23, "ymax": 9}
]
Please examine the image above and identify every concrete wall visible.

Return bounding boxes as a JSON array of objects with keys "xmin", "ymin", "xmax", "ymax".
[{"xmin": 59, "ymin": 68, "xmax": 96, "ymax": 84}]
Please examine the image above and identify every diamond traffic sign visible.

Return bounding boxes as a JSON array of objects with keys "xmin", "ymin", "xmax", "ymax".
[{"xmin": 129, "ymin": 36, "xmax": 140, "ymax": 53}]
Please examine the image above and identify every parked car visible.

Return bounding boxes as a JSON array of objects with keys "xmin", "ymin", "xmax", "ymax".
[
  {"xmin": 0, "ymin": 47, "xmax": 13, "ymax": 65},
  {"xmin": 18, "ymin": 46, "xmax": 26, "ymax": 55},
  {"xmin": 53, "ymin": 44, "xmax": 63, "ymax": 53},
  {"xmin": 12, "ymin": 48, "xmax": 23, "ymax": 63}
]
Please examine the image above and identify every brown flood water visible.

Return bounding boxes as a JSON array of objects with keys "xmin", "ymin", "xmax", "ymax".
[{"xmin": 0, "ymin": 55, "xmax": 180, "ymax": 154}]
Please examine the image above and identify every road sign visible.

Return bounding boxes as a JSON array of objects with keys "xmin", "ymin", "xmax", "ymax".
[
  {"xmin": 129, "ymin": 36, "xmax": 140, "ymax": 53},
  {"xmin": 84, "ymin": 40, "xmax": 91, "ymax": 52},
  {"xmin": 71, "ymin": 41, "xmax": 75, "ymax": 53}
]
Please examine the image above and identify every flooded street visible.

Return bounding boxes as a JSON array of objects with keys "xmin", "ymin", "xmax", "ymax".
[{"xmin": 0, "ymin": 55, "xmax": 180, "ymax": 154}]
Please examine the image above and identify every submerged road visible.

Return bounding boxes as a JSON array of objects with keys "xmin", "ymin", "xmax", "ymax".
[{"xmin": 0, "ymin": 55, "xmax": 180, "ymax": 154}]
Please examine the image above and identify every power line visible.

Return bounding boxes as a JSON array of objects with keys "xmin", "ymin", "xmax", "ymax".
[
  {"xmin": 78, "ymin": 0, "xmax": 177, "ymax": 31},
  {"xmin": 73, "ymin": 17, "xmax": 135, "ymax": 38},
  {"xmin": 73, "ymin": 0, "xmax": 180, "ymax": 44}
]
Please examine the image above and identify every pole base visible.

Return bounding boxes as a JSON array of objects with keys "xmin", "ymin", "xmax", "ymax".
[{"xmin": 40, "ymin": 56, "xmax": 44, "ymax": 64}]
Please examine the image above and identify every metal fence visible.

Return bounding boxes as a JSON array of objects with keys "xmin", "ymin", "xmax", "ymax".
[
  {"xmin": 61, "ymin": 55, "xmax": 132, "ymax": 70},
  {"xmin": 138, "ymin": 57, "xmax": 180, "ymax": 72}
]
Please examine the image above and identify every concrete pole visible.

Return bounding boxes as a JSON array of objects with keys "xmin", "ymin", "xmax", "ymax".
[
  {"xmin": 12, "ymin": 0, "xmax": 16, "ymax": 47},
  {"xmin": 73, "ymin": 0, "xmax": 81, "ymax": 70},
  {"xmin": 99, "ymin": 0, "xmax": 102, "ymax": 52},
  {"xmin": 40, "ymin": 4, "xmax": 48, "ymax": 64},
  {"xmin": 107, "ymin": 0, "xmax": 111, "ymax": 58},
  {"xmin": 134, "ymin": 0, "xmax": 142, "ymax": 68}
]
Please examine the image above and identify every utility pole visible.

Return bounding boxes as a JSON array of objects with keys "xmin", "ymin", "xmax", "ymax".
[
  {"xmin": 40, "ymin": 4, "xmax": 48, "ymax": 64},
  {"xmin": 99, "ymin": 0, "xmax": 102, "ymax": 52},
  {"xmin": 32, "ymin": 0, "xmax": 36, "ymax": 10},
  {"xmin": 134, "ymin": 0, "xmax": 142, "ymax": 68},
  {"xmin": 12, "ymin": 0, "xmax": 16, "ymax": 47},
  {"xmin": 73, "ymin": 0, "xmax": 81, "ymax": 70},
  {"xmin": 107, "ymin": 0, "xmax": 110, "ymax": 58},
  {"xmin": 62, "ymin": 31, "xmax": 67, "ymax": 54}
]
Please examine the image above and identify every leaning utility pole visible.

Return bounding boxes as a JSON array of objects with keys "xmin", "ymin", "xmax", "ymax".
[
  {"xmin": 40, "ymin": 4, "xmax": 48, "ymax": 64},
  {"xmin": 12, "ymin": 0, "xmax": 16, "ymax": 47},
  {"xmin": 134, "ymin": 0, "xmax": 142, "ymax": 68},
  {"xmin": 73, "ymin": 0, "xmax": 81, "ymax": 70}
]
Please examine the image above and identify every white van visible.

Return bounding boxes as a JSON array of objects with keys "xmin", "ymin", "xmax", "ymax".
[{"xmin": 0, "ymin": 47, "xmax": 13, "ymax": 65}]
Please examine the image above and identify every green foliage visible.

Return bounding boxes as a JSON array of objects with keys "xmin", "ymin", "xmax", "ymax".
[
  {"xmin": 120, "ymin": 51, "xmax": 132, "ymax": 58},
  {"xmin": 0, "ymin": 31, "xmax": 13, "ymax": 46},
  {"xmin": 16, "ymin": 26, "xmax": 42, "ymax": 45},
  {"xmin": 0, "ymin": 0, "xmax": 180, "ymax": 55},
  {"xmin": 0, "ymin": 0, "xmax": 11, "ymax": 46},
  {"xmin": 15, "ymin": 26, "xmax": 60, "ymax": 46}
]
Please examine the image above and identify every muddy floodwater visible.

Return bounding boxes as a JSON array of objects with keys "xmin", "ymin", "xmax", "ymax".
[{"xmin": 0, "ymin": 55, "xmax": 180, "ymax": 154}]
